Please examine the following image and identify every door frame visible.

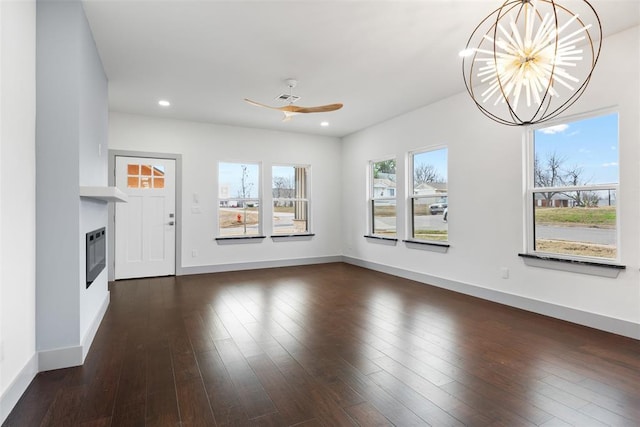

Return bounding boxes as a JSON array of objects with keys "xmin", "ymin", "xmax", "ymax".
[{"xmin": 108, "ymin": 150, "xmax": 183, "ymax": 281}]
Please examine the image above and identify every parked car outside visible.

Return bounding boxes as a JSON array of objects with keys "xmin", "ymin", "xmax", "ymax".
[{"xmin": 429, "ymin": 197, "xmax": 448, "ymax": 215}]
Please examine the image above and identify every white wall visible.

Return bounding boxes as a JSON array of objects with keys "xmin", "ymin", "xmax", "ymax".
[
  {"xmin": 341, "ymin": 26, "xmax": 640, "ymax": 338},
  {"xmin": 0, "ymin": 0, "xmax": 37, "ymax": 422},
  {"xmin": 36, "ymin": 0, "xmax": 82, "ymax": 354},
  {"xmin": 36, "ymin": 0, "xmax": 110, "ymax": 370},
  {"xmin": 77, "ymin": 0, "xmax": 109, "ymax": 353},
  {"xmin": 109, "ymin": 113, "xmax": 343, "ymax": 272}
]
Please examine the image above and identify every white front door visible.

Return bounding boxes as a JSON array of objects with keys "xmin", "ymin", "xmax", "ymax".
[{"xmin": 115, "ymin": 156, "xmax": 176, "ymax": 279}]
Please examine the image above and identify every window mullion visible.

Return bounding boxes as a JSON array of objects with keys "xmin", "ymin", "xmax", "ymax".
[{"xmin": 534, "ymin": 184, "xmax": 618, "ymax": 193}]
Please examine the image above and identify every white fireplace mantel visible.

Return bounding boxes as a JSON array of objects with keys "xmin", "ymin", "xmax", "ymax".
[{"xmin": 79, "ymin": 186, "xmax": 128, "ymax": 203}]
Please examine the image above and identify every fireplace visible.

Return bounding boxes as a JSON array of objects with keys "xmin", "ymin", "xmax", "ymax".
[{"xmin": 86, "ymin": 227, "xmax": 106, "ymax": 288}]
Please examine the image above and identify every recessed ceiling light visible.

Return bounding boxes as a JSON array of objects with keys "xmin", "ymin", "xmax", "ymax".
[
  {"xmin": 158, "ymin": 100, "xmax": 171, "ymax": 107},
  {"xmin": 320, "ymin": 121, "xmax": 329, "ymax": 127}
]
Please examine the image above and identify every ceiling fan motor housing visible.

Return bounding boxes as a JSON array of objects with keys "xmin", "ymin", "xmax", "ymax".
[
  {"xmin": 285, "ymin": 78, "xmax": 297, "ymax": 88},
  {"xmin": 277, "ymin": 78, "xmax": 300, "ymax": 103}
]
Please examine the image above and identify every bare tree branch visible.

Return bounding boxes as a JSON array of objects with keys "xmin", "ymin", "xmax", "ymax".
[
  {"xmin": 414, "ymin": 164, "xmax": 442, "ymax": 184},
  {"xmin": 534, "ymin": 153, "xmax": 592, "ymax": 207}
]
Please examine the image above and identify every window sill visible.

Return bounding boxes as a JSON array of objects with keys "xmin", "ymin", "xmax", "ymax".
[
  {"xmin": 271, "ymin": 234, "xmax": 315, "ymax": 241},
  {"xmin": 403, "ymin": 239, "xmax": 449, "ymax": 253},
  {"xmin": 364, "ymin": 235, "xmax": 398, "ymax": 245},
  {"xmin": 518, "ymin": 253, "xmax": 625, "ymax": 278},
  {"xmin": 215, "ymin": 235, "xmax": 266, "ymax": 244}
]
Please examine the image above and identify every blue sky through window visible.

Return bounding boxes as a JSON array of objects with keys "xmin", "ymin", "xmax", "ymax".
[
  {"xmin": 272, "ymin": 166, "xmax": 294, "ymax": 188},
  {"xmin": 534, "ymin": 113, "xmax": 619, "ymax": 185},
  {"xmin": 219, "ymin": 162, "xmax": 259, "ymax": 199},
  {"xmin": 414, "ymin": 148, "xmax": 448, "ymax": 184}
]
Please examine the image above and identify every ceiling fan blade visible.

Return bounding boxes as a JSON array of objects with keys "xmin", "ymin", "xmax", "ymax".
[
  {"xmin": 277, "ymin": 103, "xmax": 343, "ymax": 114},
  {"xmin": 244, "ymin": 98, "xmax": 282, "ymax": 110},
  {"xmin": 245, "ymin": 98, "xmax": 343, "ymax": 118},
  {"xmin": 295, "ymin": 103, "xmax": 343, "ymax": 113},
  {"xmin": 245, "ymin": 99, "xmax": 302, "ymax": 113}
]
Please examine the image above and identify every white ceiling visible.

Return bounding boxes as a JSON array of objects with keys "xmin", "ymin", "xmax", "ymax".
[{"xmin": 82, "ymin": 0, "xmax": 640, "ymax": 138}]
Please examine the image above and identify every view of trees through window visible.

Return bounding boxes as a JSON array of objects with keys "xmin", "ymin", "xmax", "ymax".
[
  {"xmin": 531, "ymin": 112, "xmax": 618, "ymax": 259},
  {"xmin": 272, "ymin": 165, "xmax": 310, "ymax": 235},
  {"xmin": 218, "ymin": 162, "xmax": 260, "ymax": 236},
  {"xmin": 370, "ymin": 159, "xmax": 397, "ymax": 237},
  {"xmin": 411, "ymin": 148, "xmax": 448, "ymax": 242}
]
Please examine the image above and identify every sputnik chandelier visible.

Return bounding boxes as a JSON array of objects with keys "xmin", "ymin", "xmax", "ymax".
[{"xmin": 462, "ymin": 0, "xmax": 602, "ymax": 126}]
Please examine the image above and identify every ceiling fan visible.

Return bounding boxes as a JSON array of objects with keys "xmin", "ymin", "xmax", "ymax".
[{"xmin": 244, "ymin": 79, "xmax": 343, "ymax": 122}]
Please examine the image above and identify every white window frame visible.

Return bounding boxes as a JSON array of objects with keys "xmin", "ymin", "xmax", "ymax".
[
  {"xmin": 369, "ymin": 157, "xmax": 397, "ymax": 238},
  {"xmin": 408, "ymin": 146, "xmax": 448, "ymax": 243},
  {"xmin": 271, "ymin": 164, "xmax": 311, "ymax": 235},
  {"xmin": 217, "ymin": 161, "xmax": 262, "ymax": 237},
  {"xmin": 524, "ymin": 110, "xmax": 620, "ymax": 263}
]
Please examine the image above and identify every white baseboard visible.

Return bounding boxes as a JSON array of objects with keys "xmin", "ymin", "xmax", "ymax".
[
  {"xmin": 343, "ymin": 256, "xmax": 640, "ymax": 340},
  {"xmin": 39, "ymin": 292, "xmax": 110, "ymax": 371},
  {"xmin": 179, "ymin": 255, "xmax": 343, "ymax": 276},
  {"xmin": 82, "ymin": 292, "xmax": 110, "ymax": 361},
  {"xmin": 0, "ymin": 353, "xmax": 38, "ymax": 424},
  {"xmin": 38, "ymin": 345, "xmax": 83, "ymax": 372}
]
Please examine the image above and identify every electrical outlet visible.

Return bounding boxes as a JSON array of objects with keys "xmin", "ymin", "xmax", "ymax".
[
  {"xmin": 192, "ymin": 249, "xmax": 198, "ymax": 258},
  {"xmin": 500, "ymin": 267, "xmax": 509, "ymax": 279}
]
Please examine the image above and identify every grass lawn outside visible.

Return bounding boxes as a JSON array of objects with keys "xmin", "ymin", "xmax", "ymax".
[
  {"xmin": 535, "ymin": 239, "xmax": 616, "ymax": 259},
  {"xmin": 219, "ymin": 208, "xmax": 259, "ymax": 228},
  {"xmin": 534, "ymin": 206, "xmax": 615, "ymax": 228},
  {"xmin": 413, "ymin": 230, "xmax": 448, "ymax": 241},
  {"xmin": 373, "ymin": 205, "xmax": 396, "ymax": 217},
  {"xmin": 273, "ymin": 206, "xmax": 294, "ymax": 213}
]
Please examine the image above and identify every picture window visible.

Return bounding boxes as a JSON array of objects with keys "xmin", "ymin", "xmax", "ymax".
[{"xmin": 527, "ymin": 112, "xmax": 619, "ymax": 261}]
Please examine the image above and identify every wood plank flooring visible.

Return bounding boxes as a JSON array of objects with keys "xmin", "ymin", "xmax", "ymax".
[{"xmin": 4, "ymin": 263, "xmax": 640, "ymax": 426}]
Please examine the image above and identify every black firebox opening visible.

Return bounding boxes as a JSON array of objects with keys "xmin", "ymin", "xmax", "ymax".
[{"xmin": 86, "ymin": 227, "xmax": 106, "ymax": 288}]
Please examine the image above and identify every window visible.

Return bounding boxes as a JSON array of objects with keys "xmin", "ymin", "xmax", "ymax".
[
  {"xmin": 527, "ymin": 112, "xmax": 619, "ymax": 260},
  {"xmin": 410, "ymin": 148, "xmax": 448, "ymax": 242},
  {"xmin": 369, "ymin": 158, "xmax": 397, "ymax": 237},
  {"xmin": 126, "ymin": 164, "xmax": 165, "ymax": 189},
  {"xmin": 218, "ymin": 162, "xmax": 261, "ymax": 237},
  {"xmin": 272, "ymin": 165, "xmax": 310, "ymax": 235}
]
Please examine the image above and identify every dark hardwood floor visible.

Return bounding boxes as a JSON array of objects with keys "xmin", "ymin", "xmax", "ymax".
[{"xmin": 4, "ymin": 263, "xmax": 640, "ymax": 426}]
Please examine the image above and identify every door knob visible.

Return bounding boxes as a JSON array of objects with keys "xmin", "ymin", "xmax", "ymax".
[{"xmin": 168, "ymin": 221, "xmax": 175, "ymax": 226}]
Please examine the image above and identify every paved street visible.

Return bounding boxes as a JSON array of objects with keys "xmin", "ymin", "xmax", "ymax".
[{"xmin": 536, "ymin": 225, "xmax": 615, "ymax": 245}]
